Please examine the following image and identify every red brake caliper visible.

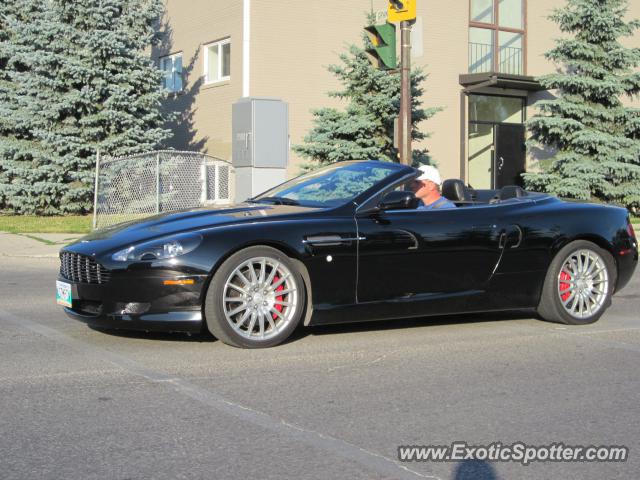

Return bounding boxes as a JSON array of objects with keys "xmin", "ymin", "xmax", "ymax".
[
  {"xmin": 272, "ymin": 275, "xmax": 284, "ymax": 320},
  {"xmin": 559, "ymin": 271, "xmax": 571, "ymax": 301}
]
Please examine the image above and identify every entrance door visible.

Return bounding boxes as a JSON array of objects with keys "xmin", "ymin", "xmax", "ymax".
[
  {"xmin": 468, "ymin": 94, "xmax": 525, "ymax": 189},
  {"xmin": 494, "ymin": 124, "xmax": 525, "ymax": 188}
]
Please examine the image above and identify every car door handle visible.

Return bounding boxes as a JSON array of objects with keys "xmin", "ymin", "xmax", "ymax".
[
  {"xmin": 510, "ymin": 225, "xmax": 523, "ymax": 248},
  {"xmin": 498, "ymin": 226, "xmax": 522, "ymax": 249},
  {"xmin": 302, "ymin": 235, "xmax": 366, "ymax": 246}
]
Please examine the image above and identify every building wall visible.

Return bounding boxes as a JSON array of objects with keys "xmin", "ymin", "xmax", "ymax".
[
  {"xmin": 410, "ymin": 0, "xmax": 469, "ymax": 180},
  {"xmin": 524, "ymin": 0, "xmax": 565, "ymax": 171},
  {"xmin": 250, "ymin": 0, "xmax": 389, "ymax": 177},
  {"xmin": 409, "ymin": 0, "xmax": 557, "ymax": 180},
  {"xmin": 156, "ymin": 0, "xmax": 243, "ymax": 160},
  {"xmin": 156, "ymin": 0, "xmax": 640, "ymax": 181}
]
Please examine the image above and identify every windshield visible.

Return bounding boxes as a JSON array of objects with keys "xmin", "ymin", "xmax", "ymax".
[{"xmin": 250, "ymin": 162, "xmax": 400, "ymax": 208}]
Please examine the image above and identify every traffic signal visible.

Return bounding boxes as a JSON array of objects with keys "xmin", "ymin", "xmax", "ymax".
[
  {"xmin": 388, "ymin": 0, "xmax": 416, "ymax": 23},
  {"xmin": 364, "ymin": 23, "xmax": 396, "ymax": 70}
]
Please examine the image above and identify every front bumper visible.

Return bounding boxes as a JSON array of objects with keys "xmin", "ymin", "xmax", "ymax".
[
  {"xmin": 63, "ymin": 306, "xmax": 203, "ymax": 333},
  {"xmin": 58, "ymin": 271, "xmax": 208, "ymax": 333}
]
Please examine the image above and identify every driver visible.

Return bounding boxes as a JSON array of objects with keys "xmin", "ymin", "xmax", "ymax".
[{"xmin": 410, "ymin": 165, "xmax": 456, "ymax": 210}]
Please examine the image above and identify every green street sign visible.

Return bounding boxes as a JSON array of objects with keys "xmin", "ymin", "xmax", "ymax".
[{"xmin": 364, "ymin": 23, "xmax": 397, "ymax": 70}]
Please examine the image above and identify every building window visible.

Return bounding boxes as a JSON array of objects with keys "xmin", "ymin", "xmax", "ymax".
[
  {"xmin": 204, "ymin": 163, "xmax": 231, "ymax": 203},
  {"xmin": 204, "ymin": 38, "xmax": 231, "ymax": 84},
  {"xmin": 469, "ymin": 94, "xmax": 524, "ymax": 124},
  {"xmin": 160, "ymin": 53, "xmax": 183, "ymax": 93},
  {"xmin": 469, "ymin": 0, "xmax": 525, "ymax": 75}
]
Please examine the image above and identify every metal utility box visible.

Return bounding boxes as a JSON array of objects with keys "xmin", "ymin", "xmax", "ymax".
[{"xmin": 232, "ymin": 97, "xmax": 288, "ymax": 202}]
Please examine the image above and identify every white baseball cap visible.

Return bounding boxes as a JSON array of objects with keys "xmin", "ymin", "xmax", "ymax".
[{"xmin": 416, "ymin": 165, "xmax": 442, "ymax": 186}]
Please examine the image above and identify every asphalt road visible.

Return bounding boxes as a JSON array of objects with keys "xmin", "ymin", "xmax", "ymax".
[{"xmin": 1, "ymin": 253, "xmax": 639, "ymax": 480}]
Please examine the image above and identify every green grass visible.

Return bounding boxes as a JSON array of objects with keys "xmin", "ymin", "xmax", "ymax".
[{"xmin": 0, "ymin": 215, "xmax": 92, "ymax": 234}]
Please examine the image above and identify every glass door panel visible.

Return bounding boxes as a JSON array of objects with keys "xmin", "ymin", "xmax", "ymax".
[
  {"xmin": 499, "ymin": 31, "xmax": 523, "ymax": 75},
  {"xmin": 468, "ymin": 124, "xmax": 494, "ymax": 189},
  {"xmin": 498, "ymin": 0, "xmax": 524, "ymax": 29},
  {"xmin": 469, "ymin": 95, "xmax": 524, "ymax": 123},
  {"xmin": 469, "ymin": 27, "xmax": 494, "ymax": 73},
  {"xmin": 471, "ymin": 0, "xmax": 494, "ymax": 23}
]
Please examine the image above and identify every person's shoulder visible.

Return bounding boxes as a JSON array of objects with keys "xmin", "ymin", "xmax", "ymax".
[{"xmin": 432, "ymin": 197, "xmax": 456, "ymax": 209}]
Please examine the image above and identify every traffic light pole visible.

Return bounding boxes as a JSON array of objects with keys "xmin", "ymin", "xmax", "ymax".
[{"xmin": 398, "ymin": 20, "xmax": 412, "ymax": 165}]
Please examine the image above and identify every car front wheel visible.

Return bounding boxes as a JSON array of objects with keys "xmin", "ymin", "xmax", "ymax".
[
  {"xmin": 537, "ymin": 240, "xmax": 616, "ymax": 325},
  {"xmin": 204, "ymin": 246, "xmax": 306, "ymax": 348}
]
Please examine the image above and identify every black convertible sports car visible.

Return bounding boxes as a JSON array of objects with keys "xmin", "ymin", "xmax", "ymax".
[{"xmin": 57, "ymin": 160, "xmax": 638, "ymax": 348}]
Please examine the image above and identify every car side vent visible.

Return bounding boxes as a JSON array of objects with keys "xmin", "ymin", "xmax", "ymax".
[{"xmin": 59, "ymin": 252, "xmax": 111, "ymax": 284}]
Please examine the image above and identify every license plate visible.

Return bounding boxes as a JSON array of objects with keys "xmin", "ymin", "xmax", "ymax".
[{"xmin": 56, "ymin": 280, "xmax": 73, "ymax": 307}]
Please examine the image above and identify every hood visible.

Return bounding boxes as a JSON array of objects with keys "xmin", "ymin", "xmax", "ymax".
[{"xmin": 64, "ymin": 203, "xmax": 322, "ymax": 255}]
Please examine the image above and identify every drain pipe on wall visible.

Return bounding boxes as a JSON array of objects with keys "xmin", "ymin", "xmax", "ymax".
[{"xmin": 242, "ymin": 0, "xmax": 250, "ymax": 98}]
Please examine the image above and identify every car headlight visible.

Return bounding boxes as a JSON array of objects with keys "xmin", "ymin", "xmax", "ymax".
[{"xmin": 111, "ymin": 233, "xmax": 203, "ymax": 262}]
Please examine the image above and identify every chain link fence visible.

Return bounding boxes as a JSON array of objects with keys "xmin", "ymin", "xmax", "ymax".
[{"xmin": 93, "ymin": 150, "xmax": 234, "ymax": 230}]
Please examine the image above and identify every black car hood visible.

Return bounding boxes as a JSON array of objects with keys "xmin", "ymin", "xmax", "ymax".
[{"xmin": 65, "ymin": 203, "xmax": 322, "ymax": 255}]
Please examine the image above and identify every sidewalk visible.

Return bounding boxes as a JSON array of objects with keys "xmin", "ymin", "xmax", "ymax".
[{"xmin": 0, "ymin": 232, "xmax": 83, "ymax": 258}]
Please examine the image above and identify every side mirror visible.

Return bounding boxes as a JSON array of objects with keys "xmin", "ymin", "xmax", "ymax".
[{"xmin": 379, "ymin": 190, "xmax": 419, "ymax": 210}]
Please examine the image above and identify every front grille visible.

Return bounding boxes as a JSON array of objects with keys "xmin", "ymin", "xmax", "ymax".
[{"xmin": 59, "ymin": 252, "xmax": 111, "ymax": 284}]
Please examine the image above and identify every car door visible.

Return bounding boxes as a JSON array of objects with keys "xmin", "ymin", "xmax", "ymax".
[
  {"xmin": 299, "ymin": 216, "xmax": 360, "ymax": 308},
  {"xmin": 485, "ymin": 201, "xmax": 548, "ymax": 308},
  {"xmin": 356, "ymin": 205, "xmax": 503, "ymax": 310}
]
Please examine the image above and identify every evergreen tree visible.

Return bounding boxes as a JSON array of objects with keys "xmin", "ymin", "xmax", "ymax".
[
  {"xmin": 0, "ymin": 0, "xmax": 60, "ymax": 214},
  {"xmin": 523, "ymin": 0, "xmax": 640, "ymax": 210},
  {"xmin": 0, "ymin": 0, "xmax": 25, "ymax": 210},
  {"xmin": 294, "ymin": 15, "xmax": 441, "ymax": 170},
  {"xmin": 0, "ymin": 0, "xmax": 172, "ymax": 215}
]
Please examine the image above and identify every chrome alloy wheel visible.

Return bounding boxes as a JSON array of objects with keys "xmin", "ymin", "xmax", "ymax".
[
  {"xmin": 557, "ymin": 248, "xmax": 609, "ymax": 319},
  {"xmin": 222, "ymin": 256, "xmax": 298, "ymax": 341}
]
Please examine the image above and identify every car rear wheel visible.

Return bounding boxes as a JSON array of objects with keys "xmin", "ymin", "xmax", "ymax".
[
  {"xmin": 537, "ymin": 240, "xmax": 616, "ymax": 325},
  {"xmin": 204, "ymin": 246, "xmax": 306, "ymax": 348}
]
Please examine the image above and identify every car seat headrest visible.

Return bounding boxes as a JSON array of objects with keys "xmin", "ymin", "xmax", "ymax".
[{"xmin": 442, "ymin": 179, "xmax": 468, "ymax": 202}]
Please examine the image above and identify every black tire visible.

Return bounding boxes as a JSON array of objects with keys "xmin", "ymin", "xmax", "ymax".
[
  {"xmin": 537, "ymin": 240, "xmax": 616, "ymax": 325},
  {"xmin": 204, "ymin": 246, "xmax": 307, "ymax": 348}
]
